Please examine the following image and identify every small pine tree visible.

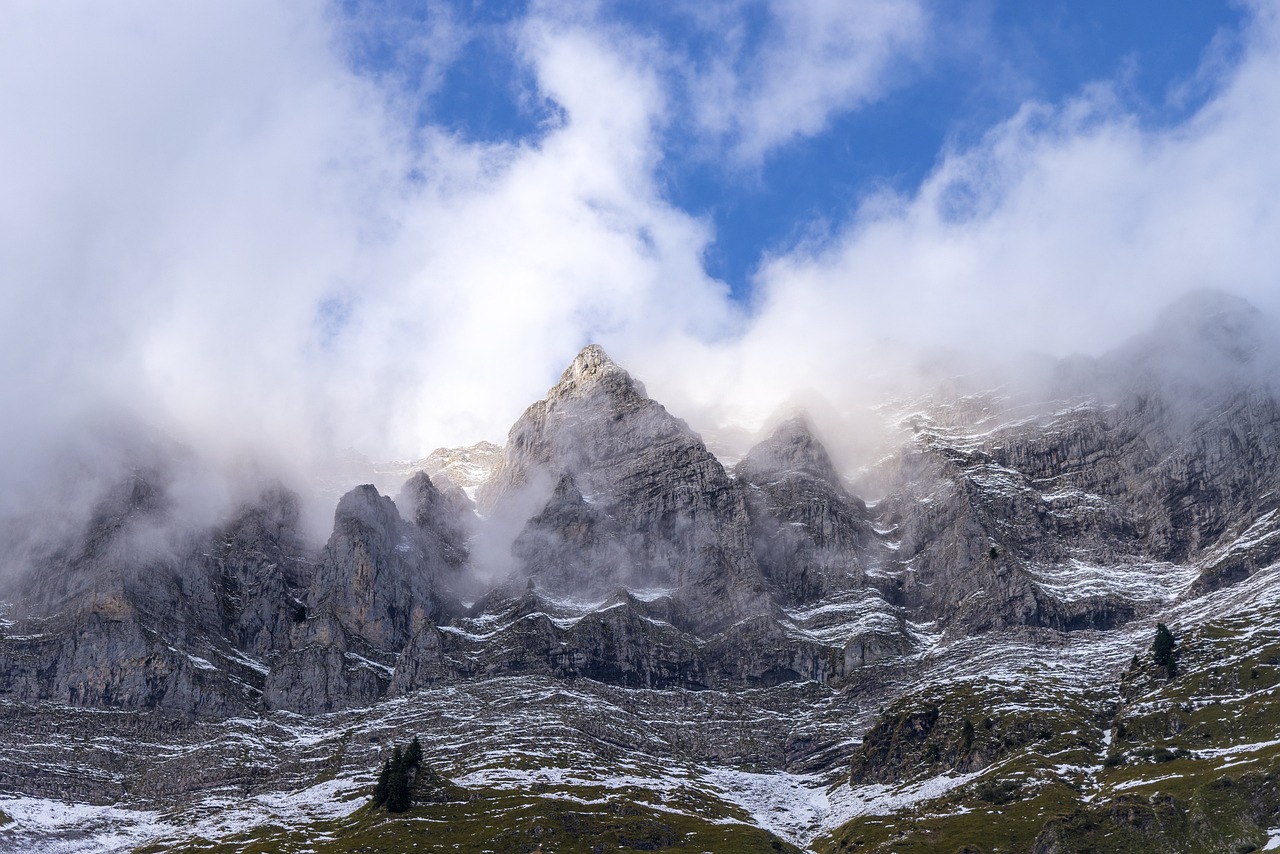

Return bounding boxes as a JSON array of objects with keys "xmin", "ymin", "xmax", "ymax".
[
  {"xmin": 1151, "ymin": 622, "xmax": 1178, "ymax": 677},
  {"xmin": 371, "ymin": 758, "xmax": 391, "ymax": 807},
  {"xmin": 405, "ymin": 735, "xmax": 422, "ymax": 769},
  {"xmin": 370, "ymin": 738, "xmax": 422, "ymax": 812},
  {"xmin": 386, "ymin": 746, "xmax": 411, "ymax": 813}
]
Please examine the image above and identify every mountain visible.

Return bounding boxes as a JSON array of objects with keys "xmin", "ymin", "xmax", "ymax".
[{"xmin": 2, "ymin": 291, "xmax": 1280, "ymax": 852}]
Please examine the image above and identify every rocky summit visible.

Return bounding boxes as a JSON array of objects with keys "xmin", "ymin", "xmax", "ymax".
[{"xmin": 3, "ymin": 291, "xmax": 1280, "ymax": 852}]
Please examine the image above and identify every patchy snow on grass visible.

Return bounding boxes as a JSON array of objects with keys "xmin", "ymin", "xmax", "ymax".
[
  {"xmin": 1109, "ymin": 772, "xmax": 1185, "ymax": 793},
  {"xmin": 1197, "ymin": 736, "xmax": 1280, "ymax": 762},
  {"xmin": 0, "ymin": 775, "xmax": 372, "ymax": 853},
  {"xmin": 823, "ymin": 770, "xmax": 984, "ymax": 833},
  {"xmin": 0, "ymin": 796, "xmax": 170, "ymax": 853},
  {"xmin": 701, "ymin": 767, "xmax": 829, "ymax": 847},
  {"xmin": 172, "ymin": 775, "xmax": 368, "ymax": 843}
]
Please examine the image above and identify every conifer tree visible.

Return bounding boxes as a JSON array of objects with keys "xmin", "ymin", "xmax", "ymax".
[
  {"xmin": 371, "ymin": 758, "xmax": 392, "ymax": 808},
  {"xmin": 370, "ymin": 738, "xmax": 421, "ymax": 812},
  {"xmin": 386, "ymin": 746, "xmax": 412, "ymax": 813},
  {"xmin": 1151, "ymin": 622, "xmax": 1178, "ymax": 676},
  {"xmin": 406, "ymin": 735, "xmax": 423, "ymax": 769}
]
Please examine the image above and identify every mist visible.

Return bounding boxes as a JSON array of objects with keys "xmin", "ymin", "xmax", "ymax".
[{"xmin": 4, "ymin": 1, "xmax": 1280, "ymax": 563}]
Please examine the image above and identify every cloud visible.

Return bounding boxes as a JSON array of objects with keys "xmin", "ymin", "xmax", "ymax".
[
  {"xmin": 0, "ymin": 1, "xmax": 735, "ymax": 486},
  {"xmin": 627, "ymin": 2, "xmax": 1280, "ymax": 450},
  {"xmin": 3, "ymin": 0, "xmax": 1280, "ymax": 540},
  {"xmin": 748, "ymin": 6, "xmax": 1280, "ymax": 352},
  {"xmin": 331, "ymin": 10, "xmax": 743, "ymax": 455},
  {"xmin": 688, "ymin": 0, "xmax": 930, "ymax": 163}
]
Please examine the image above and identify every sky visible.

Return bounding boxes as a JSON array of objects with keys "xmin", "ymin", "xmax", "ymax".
[{"xmin": 3, "ymin": 0, "xmax": 1280, "ymax": 498}]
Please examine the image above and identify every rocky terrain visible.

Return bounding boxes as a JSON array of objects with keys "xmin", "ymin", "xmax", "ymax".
[{"xmin": 2, "ymin": 290, "xmax": 1280, "ymax": 852}]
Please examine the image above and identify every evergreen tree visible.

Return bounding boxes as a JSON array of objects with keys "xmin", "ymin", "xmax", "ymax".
[
  {"xmin": 370, "ymin": 738, "xmax": 421, "ymax": 812},
  {"xmin": 405, "ymin": 735, "xmax": 423, "ymax": 769},
  {"xmin": 1151, "ymin": 622, "xmax": 1178, "ymax": 676},
  {"xmin": 371, "ymin": 758, "xmax": 392, "ymax": 808},
  {"xmin": 386, "ymin": 746, "xmax": 412, "ymax": 813}
]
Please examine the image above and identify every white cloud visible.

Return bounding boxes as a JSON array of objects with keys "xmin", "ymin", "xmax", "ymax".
[
  {"xmin": 688, "ymin": 0, "xmax": 929, "ymax": 162},
  {"xmin": 332, "ymin": 12, "xmax": 741, "ymax": 455},
  {"xmin": 0, "ymin": 2, "xmax": 395, "ymax": 470},
  {"xmin": 3, "ymin": 0, "xmax": 1280, "ymax": 531},
  {"xmin": 650, "ymin": 2, "xmax": 1280, "ymax": 439},
  {"xmin": 0, "ymin": 1, "xmax": 736, "ymax": 495}
]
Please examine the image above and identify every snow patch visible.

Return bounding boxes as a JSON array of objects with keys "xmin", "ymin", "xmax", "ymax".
[{"xmin": 701, "ymin": 768, "xmax": 828, "ymax": 847}]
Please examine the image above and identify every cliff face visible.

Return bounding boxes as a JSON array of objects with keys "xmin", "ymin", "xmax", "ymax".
[
  {"xmin": 0, "ymin": 477, "xmax": 312, "ymax": 718},
  {"xmin": 5, "ymin": 294, "xmax": 1280, "ymax": 853},
  {"xmin": 735, "ymin": 415, "xmax": 878, "ymax": 604},
  {"xmin": 481, "ymin": 344, "xmax": 773, "ymax": 634},
  {"xmin": 856, "ymin": 292, "xmax": 1280, "ymax": 638},
  {"xmin": 6, "ymin": 297, "xmax": 1280, "ymax": 715}
]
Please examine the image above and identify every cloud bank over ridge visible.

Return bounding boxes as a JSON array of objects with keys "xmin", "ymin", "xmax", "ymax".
[{"xmin": 2, "ymin": 0, "xmax": 1279, "ymax": 501}]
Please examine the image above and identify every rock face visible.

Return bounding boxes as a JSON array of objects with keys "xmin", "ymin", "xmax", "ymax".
[
  {"xmin": 0, "ymin": 473, "xmax": 312, "ymax": 718},
  {"xmin": 207, "ymin": 484, "xmax": 313, "ymax": 661},
  {"xmin": 264, "ymin": 477, "xmax": 464, "ymax": 713},
  {"xmin": 480, "ymin": 344, "xmax": 773, "ymax": 634},
  {"xmin": 735, "ymin": 415, "xmax": 878, "ymax": 604},
  {"xmin": 5, "ymin": 294, "xmax": 1280, "ymax": 722},
  {"xmin": 308, "ymin": 485, "xmax": 453, "ymax": 650},
  {"xmin": 853, "ymin": 292, "xmax": 1280, "ymax": 637}
]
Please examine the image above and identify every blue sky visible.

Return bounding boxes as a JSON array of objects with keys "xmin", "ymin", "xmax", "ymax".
[
  {"xmin": 342, "ymin": 0, "xmax": 1246, "ymax": 298},
  {"xmin": 3, "ymin": 0, "xmax": 1280, "ymax": 473}
]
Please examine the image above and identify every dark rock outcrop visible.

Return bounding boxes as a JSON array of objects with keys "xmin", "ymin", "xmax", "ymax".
[{"xmin": 264, "ymin": 479, "xmax": 463, "ymax": 713}]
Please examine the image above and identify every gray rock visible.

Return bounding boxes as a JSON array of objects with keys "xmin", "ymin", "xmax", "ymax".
[
  {"xmin": 263, "ymin": 481, "xmax": 462, "ymax": 712},
  {"xmin": 735, "ymin": 415, "xmax": 877, "ymax": 603},
  {"xmin": 478, "ymin": 344, "xmax": 774, "ymax": 634},
  {"xmin": 0, "ymin": 473, "xmax": 310, "ymax": 717}
]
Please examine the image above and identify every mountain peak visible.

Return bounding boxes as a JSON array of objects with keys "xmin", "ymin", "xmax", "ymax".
[
  {"xmin": 737, "ymin": 412, "xmax": 842, "ymax": 486},
  {"xmin": 549, "ymin": 344, "xmax": 647, "ymax": 401},
  {"xmin": 1108, "ymin": 288, "xmax": 1277, "ymax": 382}
]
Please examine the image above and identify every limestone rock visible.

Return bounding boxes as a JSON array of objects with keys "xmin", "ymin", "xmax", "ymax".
[
  {"xmin": 477, "ymin": 345, "xmax": 774, "ymax": 634},
  {"xmin": 263, "ymin": 481, "xmax": 462, "ymax": 712},
  {"xmin": 735, "ymin": 415, "xmax": 876, "ymax": 604}
]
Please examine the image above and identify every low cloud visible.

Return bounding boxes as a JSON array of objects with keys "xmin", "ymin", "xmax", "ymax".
[
  {"xmin": 643, "ymin": 2, "xmax": 1280, "ymax": 440},
  {"xmin": 2, "ymin": 0, "xmax": 1280, "ymax": 548}
]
